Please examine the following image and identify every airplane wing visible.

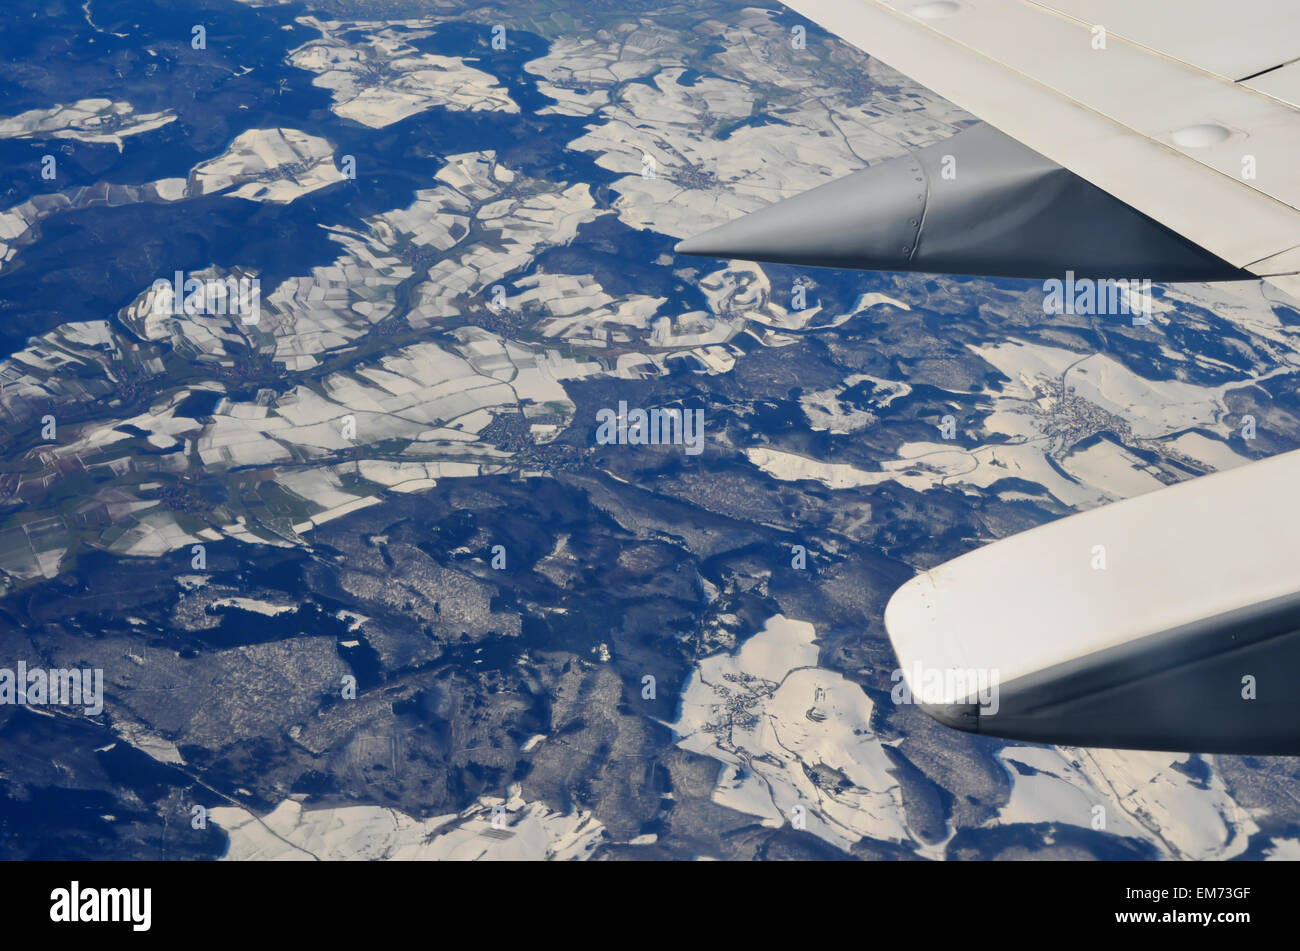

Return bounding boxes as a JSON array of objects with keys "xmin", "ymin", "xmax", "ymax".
[
  {"xmin": 675, "ymin": 1, "xmax": 1300, "ymax": 753},
  {"xmin": 678, "ymin": 0, "xmax": 1300, "ymax": 299},
  {"xmin": 885, "ymin": 450, "xmax": 1300, "ymax": 755}
]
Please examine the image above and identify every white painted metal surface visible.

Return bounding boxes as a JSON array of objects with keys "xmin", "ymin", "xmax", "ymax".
[
  {"xmin": 884, "ymin": 448, "xmax": 1300, "ymax": 698},
  {"xmin": 1032, "ymin": 0, "xmax": 1300, "ymax": 81},
  {"xmin": 1246, "ymin": 61, "xmax": 1300, "ymax": 109}
]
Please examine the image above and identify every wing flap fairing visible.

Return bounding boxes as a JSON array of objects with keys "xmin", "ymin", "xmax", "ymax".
[
  {"xmin": 676, "ymin": 123, "xmax": 1248, "ymax": 280},
  {"xmin": 885, "ymin": 448, "xmax": 1300, "ymax": 753}
]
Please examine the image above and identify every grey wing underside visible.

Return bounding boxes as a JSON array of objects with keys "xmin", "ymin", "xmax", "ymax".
[{"xmin": 677, "ymin": 122, "xmax": 1249, "ymax": 282}]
